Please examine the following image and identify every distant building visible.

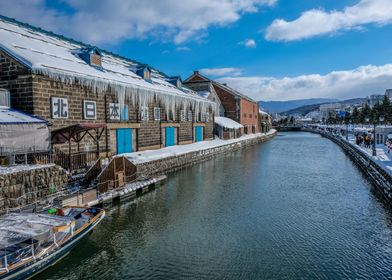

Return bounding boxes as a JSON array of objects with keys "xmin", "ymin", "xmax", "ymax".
[
  {"xmin": 319, "ymin": 103, "xmax": 343, "ymax": 119},
  {"xmin": 385, "ymin": 89, "xmax": 392, "ymax": 101},
  {"xmin": 305, "ymin": 110, "xmax": 323, "ymax": 122},
  {"xmin": 259, "ymin": 110, "xmax": 272, "ymax": 133},
  {"xmin": 184, "ymin": 71, "xmax": 260, "ymax": 135},
  {"xmin": 367, "ymin": 94, "xmax": 384, "ymax": 108}
]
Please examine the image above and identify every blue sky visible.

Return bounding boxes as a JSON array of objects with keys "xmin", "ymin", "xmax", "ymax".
[{"xmin": 1, "ymin": 0, "xmax": 392, "ymax": 101}]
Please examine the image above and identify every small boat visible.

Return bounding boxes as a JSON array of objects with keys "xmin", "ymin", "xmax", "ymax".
[{"xmin": 0, "ymin": 207, "xmax": 105, "ymax": 280}]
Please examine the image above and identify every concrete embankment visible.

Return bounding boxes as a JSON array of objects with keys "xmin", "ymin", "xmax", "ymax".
[
  {"xmin": 135, "ymin": 131, "xmax": 277, "ymax": 177},
  {"xmin": 306, "ymin": 129, "xmax": 392, "ymax": 203}
]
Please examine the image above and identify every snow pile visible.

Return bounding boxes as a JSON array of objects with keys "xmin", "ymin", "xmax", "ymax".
[
  {"xmin": 214, "ymin": 117, "xmax": 243, "ymax": 129},
  {"xmin": 124, "ymin": 130, "xmax": 276, "ymax": 164},
  {"xmin": 0, "ymin": 18, "xmax": 214, "ymax": 117},
  {"xmin": 0, "ymin": 164, "xmax": 54, "ymax": 175}
]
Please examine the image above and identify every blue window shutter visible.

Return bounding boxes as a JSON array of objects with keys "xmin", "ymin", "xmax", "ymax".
[{"xmin": 121, "ymin": 105, "xmax": 129, "ymax": 121}]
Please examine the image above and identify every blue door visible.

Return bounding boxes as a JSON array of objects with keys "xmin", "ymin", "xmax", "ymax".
[
  {"xmin": 165, "ymin": 127, "xmax": 175, "ymax": 147},
  {"xmin": 195, "ymin": 126, "xmax": 204, "ymax": 142},
  {"xmin": 117, "ymin": 128, "xmax": 132, "ymax": 154}
]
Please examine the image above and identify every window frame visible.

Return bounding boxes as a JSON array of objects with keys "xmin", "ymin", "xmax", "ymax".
[
  {"xmin": 140, "ymin": 106, "xmax": 149, "ymax": 121},
  {"xmin": 154, "ymin": 107, "xmax": 161, "ymax": 121}
]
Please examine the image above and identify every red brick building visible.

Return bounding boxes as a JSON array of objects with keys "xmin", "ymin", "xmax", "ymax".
[
  {"xmin": 184, "ymin": 71, "xmax": 260, "ymax": 134},
  {"xmin": 0, "ymin": 16, "xmax": 214, "ymax": 172}
]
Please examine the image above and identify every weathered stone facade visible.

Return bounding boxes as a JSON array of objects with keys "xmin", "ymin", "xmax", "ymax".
[
  {"xmin": 0, "ymin": 50, "xmax": 214, "ymax": 157},
  {"xmin": 0, "ymin": 165, "xmax": 68, "ymax": 212}
]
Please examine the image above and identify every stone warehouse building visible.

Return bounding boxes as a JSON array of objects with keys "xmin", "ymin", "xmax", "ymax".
[
  {"xmin": 0, "ymin": 16, "xmax": 215, "ymax": 171},
  {"xmin": 184, "ymin": 71, "xmax": 260, "ymax": 135}
]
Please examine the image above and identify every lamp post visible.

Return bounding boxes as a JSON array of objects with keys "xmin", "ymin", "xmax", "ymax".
[{"xmin": 370, "ymin": 115, "xmax": 385, "ymax": 156}]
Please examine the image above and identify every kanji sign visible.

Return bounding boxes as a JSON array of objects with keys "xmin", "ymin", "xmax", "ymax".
[
  {"xmin": 51, "ymin": 97, "xmax": 68, "ymax": 119},
  {"xmin": 109, "ymin": 103, "xmax": 120, "ymax": 120},
  {"xmin": 83, "ymin": 100, "xmax": 96, "ymax": 120}
]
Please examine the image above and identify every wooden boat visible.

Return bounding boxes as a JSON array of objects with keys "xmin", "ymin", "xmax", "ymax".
[{"xmin": 0, "ymin": 207, "xmax": 105, "ymax": 280}]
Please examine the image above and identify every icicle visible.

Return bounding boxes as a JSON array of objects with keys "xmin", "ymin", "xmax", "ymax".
[{"xmin": 32, "ymin": 67, "xmax": 217, "ymax": 118}]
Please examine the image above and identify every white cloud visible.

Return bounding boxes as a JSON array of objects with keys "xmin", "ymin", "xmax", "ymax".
[
  {"xmin": 240, "ymin": 38, "xmax": 257, "ymax": 48},
  {"xmin": 265, "ymin": 0, "xmax": 392, "ymax": 41},
  {"xmin": 176, "ymin": 46, "xmax": 191, "ymax": 52},
  {"xmin": 200, "ymin": 67, "xmax": 243, "ymax": 77},
  {"xmin": 0, "ymin": 0, "xmax": 276, "ymax": 45},
  {"xmin": 217, "ymin": 64, "xmax": 392, "ymax": 101}
]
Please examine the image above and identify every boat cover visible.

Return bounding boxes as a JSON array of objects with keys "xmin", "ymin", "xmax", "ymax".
[{"xmin": 0, "ymin": 213, "xmax": 73, "ymax": 249}]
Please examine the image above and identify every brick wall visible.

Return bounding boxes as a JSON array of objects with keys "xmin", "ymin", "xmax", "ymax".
[
  {"xmin": 1, "ymin": 53, "xmax": 214, "ymax": 156},
  {"xmin": 240, "ymin": 99, "xmax": 260, "ymax": 133},
  {"xmin": 212, "ymin": 84, "xmax": 238, "ymax": 122}
]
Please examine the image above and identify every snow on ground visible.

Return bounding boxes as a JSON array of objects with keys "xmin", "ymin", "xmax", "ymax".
[
  {"xmin": 345, "ymin": 137, "xmax": 392, "ymax": 175},
  {"xmin": 124, "ymin": 130, "xmax": 276, "ymax": 164},
  {"xmin": 0, "ymin": 164, "xmax": 55, "ymax": 175}
]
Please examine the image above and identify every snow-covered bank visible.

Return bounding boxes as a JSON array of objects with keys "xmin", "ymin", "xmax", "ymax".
[
  {"xmin": 124, "ymin": 130, "xmax": 276, "ymax": 164},
  {"xmin": 0, "ymin": 164, "xmax": 55, "ymax": 175}
]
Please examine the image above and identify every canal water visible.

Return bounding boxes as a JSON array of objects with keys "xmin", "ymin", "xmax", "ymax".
[{"xmin": 37, "ymin": 132, "xmax": 392, "ymax": 280}]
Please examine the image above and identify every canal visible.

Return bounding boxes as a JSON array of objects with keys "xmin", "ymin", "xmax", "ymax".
[{"xmin": 38, "ymin": 132, "xmax": 392, "ymax": 280}]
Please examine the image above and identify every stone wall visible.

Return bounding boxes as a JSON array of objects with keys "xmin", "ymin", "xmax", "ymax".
[
  {"xmin": 307, "ymin": 129, "xmax": 392, "ymax": 203},
  {"xmin": 136, "ymin": 131, "xmax": 277, "ymax": 177},
  {"xmin": 0, "ymin": 165, "xmax": 69, "ymax": 213}
]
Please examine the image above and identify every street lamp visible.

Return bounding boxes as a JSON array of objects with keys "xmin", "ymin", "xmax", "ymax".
[{"xmin": 371, "ymin": 115, "xmax": 385, "ymax": 156}]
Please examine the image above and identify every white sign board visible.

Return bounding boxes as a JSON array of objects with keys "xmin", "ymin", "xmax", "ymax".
[
  {"xmin": 109, "ymin": 103, "xmax": 120, "ymax": 120},
  {"xmin": 83, "ymin": 100, "xmax": 97, "ymax": 120},
  {"xmin": 51, "ymin": 97, "xmax": 68, "ymax": 119}
]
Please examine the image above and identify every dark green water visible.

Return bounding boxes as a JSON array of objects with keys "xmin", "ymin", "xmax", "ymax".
[{"xmin": 37, "ymin": 132, "xmax": 392, "ymax": 279}]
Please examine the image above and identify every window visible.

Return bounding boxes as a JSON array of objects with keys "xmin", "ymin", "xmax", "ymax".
[
  {"xmin": 109, "ymin": 103, "xmax": 120, "ymax": 120},
  {"xmin": 140, "ymin": 106, "xmax": 149, "ymax": 121},
  {"xmin": 143, "ymin": 69, "xmax": 151, "ymax": 80},
  {"xmin": 243, "ymin": 113, "xmax": 246, "ymax": 118},
  {"xmin": 188, "ymin": 111, "xmax": 193, "ymax": 122},
  {"xmin": 120, "ymin": 105, "xmax": 129, "ymax": 121},
  {"xmin": 201, "ymin": 113, "xmax": 206, "ymax": 122},
  {"xmin": 180, "ymin": 110, "xmax": 186, "ymax": 122},
  {"xmin": 154, "ymin": 107, "xmax": 161, "ymax": 121},
  {"xmin": 249, "ymin": 114, "xmax": 252, "ymax": 118},
  {"xmin": 167, "ymin": 110, "xmax": 175, "ymax": 121}
]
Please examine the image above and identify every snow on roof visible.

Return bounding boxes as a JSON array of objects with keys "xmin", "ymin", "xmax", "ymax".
[
  {"xmin": 197, "ymin": 91, "xmax": 211, "ymax": 98},
  {"xmin": 259, "ymin": 110, "xmax": 270, "ymax": 116},
  {"xmin": 0, "ymin": 16, "xmax": 214, "ymax": 114},
  {"xmin": 214, "ymin": 117, "xmax": 243, "ymax": 129},
  {"xmin": 0, "ymin": 107, "xmax": 47, "ymax": 124},
  {"xmin": 184, "ymin": 72, "xmax": 256, "ymax": 103}
]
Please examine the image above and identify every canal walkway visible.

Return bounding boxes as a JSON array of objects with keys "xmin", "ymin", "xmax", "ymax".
[{"xmin": 312, "ymin": 125, "xmax": 392, "ymax": 176}]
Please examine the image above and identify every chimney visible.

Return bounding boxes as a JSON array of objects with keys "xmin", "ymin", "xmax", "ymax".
[
  {"xmin": 194, "ymin": 70, "xmax": 199, "ymax": 75},
  {"xmin": 222, "ymin": 83, "xmax": 227, "ymax": 86}
]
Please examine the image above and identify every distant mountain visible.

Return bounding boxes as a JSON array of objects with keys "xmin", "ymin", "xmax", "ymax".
[
  {"xmin": 280, "ymin": 97, "xmax": 367, "ymax": 116},
  {"xmin": 259, "ymin": 98, "xmax": 338, "ymax": 113}
]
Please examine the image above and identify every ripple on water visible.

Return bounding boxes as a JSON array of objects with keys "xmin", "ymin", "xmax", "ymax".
[{"xmin": 35, "ymin": 132, "xmax": 392, "ymax": 280}]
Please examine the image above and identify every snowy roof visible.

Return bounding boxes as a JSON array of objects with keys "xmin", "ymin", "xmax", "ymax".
[
  {"xmin": 184, "ymin": 72, "xmax": 256, "ymax": 103},
  {"xmin": 259, "ymin": 110, "xmax": 270, "ymax": 116},
  {"xmin": 214, "ymin": 117, "xmax": 243, "ymax": 129},
  {"xmin": 0, "ymin": 16, "xmax": 214, "ymax": 112},
  {"xmin": 197, "ymin": 91, "xmax": 211, "ymax": 98},
  {"xmin": 0, "ymin": 106, "xmax": 47, "ymax": 124}
]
